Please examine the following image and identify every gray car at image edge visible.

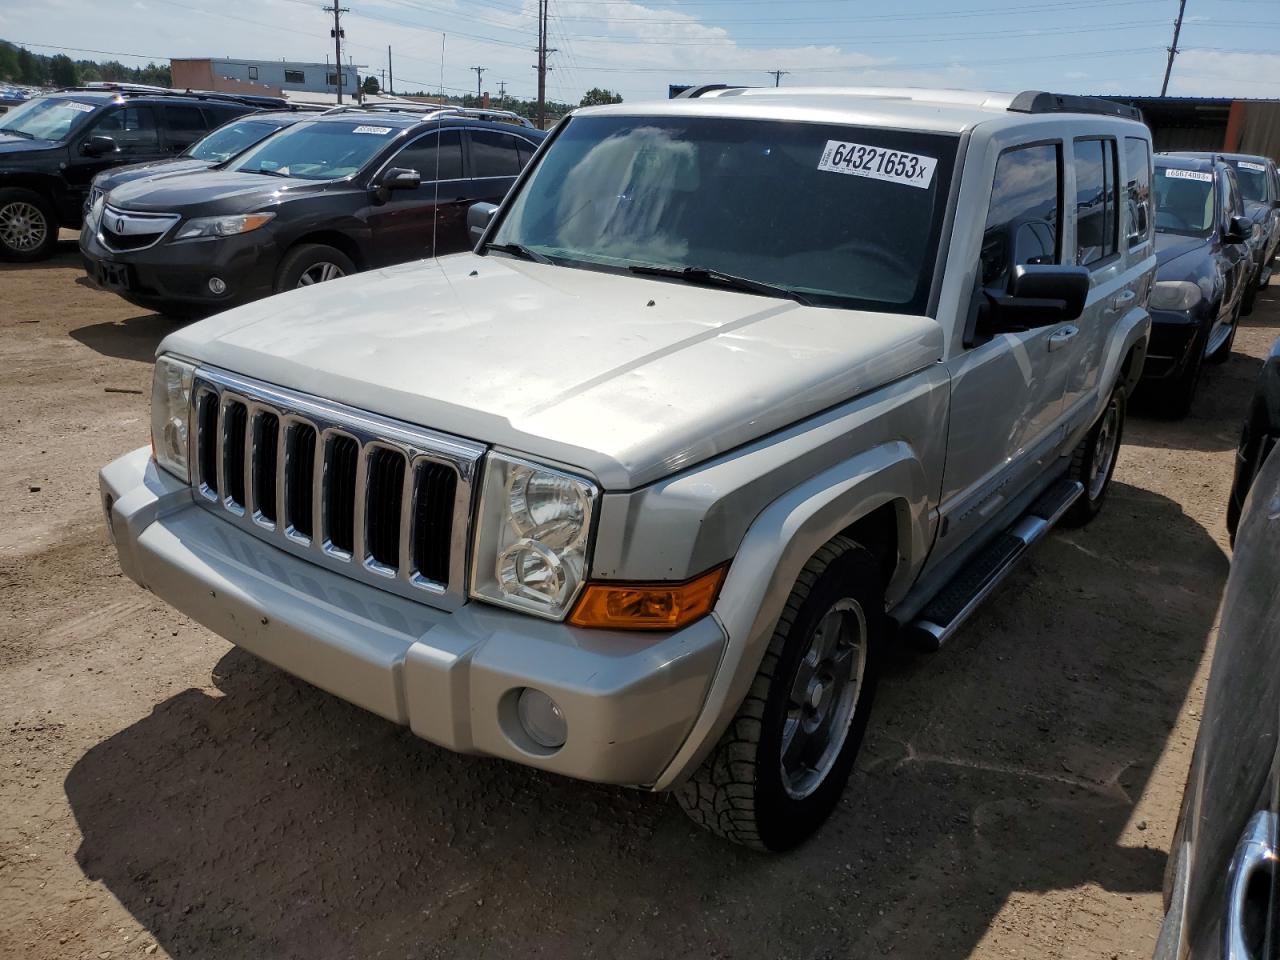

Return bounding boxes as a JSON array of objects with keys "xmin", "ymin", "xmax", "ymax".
[{"xmin": 99, "ymin": 86, "xmax": 1156, "ymax": 851}]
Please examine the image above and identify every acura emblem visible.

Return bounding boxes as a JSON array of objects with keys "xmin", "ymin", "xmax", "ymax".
[{"xmin": 115, "ymin": 217, "xmax": 125, "ymax": 233}]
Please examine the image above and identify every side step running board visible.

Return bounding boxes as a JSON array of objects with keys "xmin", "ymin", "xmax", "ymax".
[{"xmin": 907, "ymin": 478, "xmax": 1083, "ymax": 651}]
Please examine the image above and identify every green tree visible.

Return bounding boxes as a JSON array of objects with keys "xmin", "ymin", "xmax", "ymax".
[
  {"xmin": 17, "ymin": 47, "xmax": 44, "ymax": 85},
  {"xmin": 0, "ymin": 43, "xmax": 18, "ymax": 82},
  {"xmin": 580, "ymin": 87, "xmax": 622, "ymax": 107},
  {"xmin": 49, "ymin": 54, "xmax": 78, "ymax": 87},
  {"xmin": 362, "ymin": 75, "xmax": 380, "ymax": 95}
]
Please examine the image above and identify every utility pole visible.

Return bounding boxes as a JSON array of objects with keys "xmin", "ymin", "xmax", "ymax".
[
  {"xmin": 325, "ymin": 3, "xmax": 349, "ymax": 103},
  {"xmin": 534, "ymin": 0, "xmax": 556, "ymax": 128},
  {"xmin": 471, "ymin": 65, "xmax": 486, "ymax": 102},
  {"xmin": 387, "ymin": 45, "xmax": 393, "ymax": 96},
  {"xmin": 498, "ymin": 80, "xmax": 507, "ymax": 105},
  {"xmin": 1161, "ymin": 0, "xmax": 1187, "ymax": 96},
  {"xmin": 767, "ymin": 69, "xmax": 789, "ymax": 87}
]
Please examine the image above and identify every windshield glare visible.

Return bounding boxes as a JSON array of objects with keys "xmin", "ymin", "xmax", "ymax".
[
  {"xmin": 1154, "ymin": 167, "xmax": 1215, "ymax": 236},
  {"xmin": 0, "ymin": 97, "xmax": 99, "ymax": 141},
  {"xmin": 225, "ymin": 120, "xmax": 399, "ymax": 180},
  {"xmin": 492, "ymin": 115, "xmax": 957, "ymax": 313},
  {"xmin": 1229, "ymin": 160, "xmax": 1269, "ymax": 204},
  {"xmin": 189, "ymin": 119, "xmax": 280, "ymax": 163}
]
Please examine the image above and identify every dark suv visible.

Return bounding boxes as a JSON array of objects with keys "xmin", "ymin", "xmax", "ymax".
[
  {"xmin": 0, "ymin": 85, "xmax": 281, "ymax": 261},
  {"xmin": 79, "ymin": 105, "xmax": 545, "ymax": 315}
]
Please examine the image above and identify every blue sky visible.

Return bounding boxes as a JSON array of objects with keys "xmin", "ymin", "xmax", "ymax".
[{"xmin": 0, "ymin": 0, "xmax": 1272, "ymax": 103}]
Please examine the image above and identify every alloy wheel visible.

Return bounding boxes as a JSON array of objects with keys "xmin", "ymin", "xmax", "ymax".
[
  {"xmin": 297, "ymin": 261, "xmax": 346, "ymax": 287},
  {"xmin": 0, "ymin": 201, "xmax": 48, "ymax": 253},
  {"xmin": 1088, "ymin": 397, "xmax": 1120, "ymax": 500}
]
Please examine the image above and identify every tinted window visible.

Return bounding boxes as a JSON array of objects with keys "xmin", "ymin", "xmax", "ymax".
[
  {"xmin": 163, "ymin": 105, "xmax": 208, "ymax": 151},
  {"xmin": 1230, "ymin": 159, "xmax": 1270, "ymax": 204},
  {"xmin": 227, "ymin": 119, "xmax": 399, "ymax": 180},
  {"xmin": 980, "ymin": 143, "xmax": 1061, "ymax": 289},
  {"xmin": 1124, "ymin": 137, "xmax": 1152, "ymax": 249},
  {"xmin": 92, "ymin": 106, "xmax": 160, "ymax": 155},
  {"xmin": 494, "ymin": 115, "xmax": 959, "ymax": 314},
  {"xmin": 470, "ymin": 129, "xmax": 522, "ymax": 178},
  {"xmin": 1223, "ymin": 169, "xmax": 1243, "ymax": 221},
  {"xmin": 1154, "ymin": 165, "xmax": 1216, "ymax": 236},
  {"xmin": 1074, "ymin": 138, "xmax": 1118, "ymax": 266},
  {"xmin": 285, "ymin": 70, "xmax": 305, "ymax": 84},
  {"xmin": 393, "ymin": 129, "xmax": 463, "ymax": 180},
  {"xmin": 187, "ymin": 118, "xmax": 280, "ymax": 163},
  {"xmin": 516, "ymin": 139, "xmax": 535, "ymax": 167}
]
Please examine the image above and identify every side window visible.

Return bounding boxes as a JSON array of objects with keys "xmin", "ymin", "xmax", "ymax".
[
  {"xmin": 392, "ymin": 129, "xmax": 463, "ymax": 181},
  {"xmin": 1074, "ymin": 137, "xmax": 1119, "ymax": 266},
  {"xmin": 163, "ymin": 105, "xmax": 208, "ymax": 151},
  {"xmin": 516, "ymin": 138, "xmax": 536, "ymax": 168},
  {"xmin": 980, "ymin": 142, "xmax": 1061, "ymax": 290},
  {"xmin": 1223, "ymin": 170, "xmax": 1243, "ymax": 224},
  {"xmin": 284, "ymin": 69, "xmax": 305, "ymax": 84},
  {"xmin": 90, "ymin": 106, "xmax": 160, "ymax": 155},
  {"xmin": 1124, "ymin": 137, "xmax": 1152, "ymax": 249},
  {"xmin": 469, "ymin": 129, "xmax": 522, "ymax": 178}
]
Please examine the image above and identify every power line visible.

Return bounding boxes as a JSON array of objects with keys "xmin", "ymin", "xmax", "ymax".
[
  {"xmin": 1161, "ymin": 0, "xmax": 1188, "ymax": 96},
  {"xmin": 767, "ymin": 69, "xmax": 789, "ymax": 86},
  {"xmin": 324, "ymin": 3, "xmax": 350, "ymax": 103}
]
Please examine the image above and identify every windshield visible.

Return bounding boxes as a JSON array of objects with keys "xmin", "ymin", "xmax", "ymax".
[
  {"xmin": 1154, "ymin": 166, "xmax": 1215, "ymax": 236},
  {"xmin": 225, "ymin": 119, "xmax": 399, "ymax": 180},
  {"xmin": 188, "ymin": 118, "xmax": 282, "ymax": 163},
  {"xmin": 1228, "ymin": 159, "xmax": 1270, "ymax": 204},
  {"xmin": 0, "ymin": 96, "xmax": 99, "ymax": 141},
  {"xmin": 492, "ymin": 115, "xmax": 958, "ymax": 313}
]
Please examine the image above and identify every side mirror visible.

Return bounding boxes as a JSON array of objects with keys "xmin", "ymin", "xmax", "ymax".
[
  {"xmin": 983, "ymin": 264, "xmax": 1090, "ymax": 333},
  {"xmin": 80, "ymin": 135, "xmax": 117, "ymax": 158},
  {"xmin": 381, "ymin": 167, "xmax": 421, "ymax": 191},
  {"xmin": 1226, "ymin": 215, "xmax": 1252, "ymax": 244},
  {"xmin": 468, "ymin": 201, "xmax": 498, "ymax": 247}
]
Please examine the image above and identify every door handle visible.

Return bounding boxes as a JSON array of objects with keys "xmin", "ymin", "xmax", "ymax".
[
  {"xmin": 1108, "ymin": 290, "xmax": 1138, "ymax": 313},
  {"xmin": 1047, "ymin": 325, "xmax": 1079, "ymax": 352},
  {"xmin": 1225, "ymin": 810, "xmax": 1277, "ymax": 960}
]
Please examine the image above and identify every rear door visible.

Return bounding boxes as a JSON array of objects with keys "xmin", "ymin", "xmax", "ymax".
[
  {"xmin": 159, "ymin": 104, "xmax": 209, "ymax": 156},
  {"xmin": 1221, "ymin": 167, "xmax": 1251, "ymax": 323},
  {"xmin": 365, "ymin": 127, "xmax": 466, "ymax": 264},
  {"xmin": 463, "ymin": 127, "xmax": 536, "ymax": 206}
]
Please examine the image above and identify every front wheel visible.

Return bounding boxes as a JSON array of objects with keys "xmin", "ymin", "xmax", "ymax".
[
  {"xmin": 0, "ymin": 188, "xmax": 59, "ymax": 262},
  {"xmin": 1061, "ymin": 384, "xmax": 1126, "ymax": 527},
  {"xmin": 677, "ymin": 535, "xmax": 884, "ymax": 851},
  {"xmin": 274, "ymin": 243, "xmax": 356, "ymax": 292}
]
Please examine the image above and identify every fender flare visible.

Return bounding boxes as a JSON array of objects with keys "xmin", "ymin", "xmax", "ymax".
[
  {"xmin": 1096, "ymin": 304, "xmax": 1150, "ymax": 413},
  {"xmin": 652, "ymin": 440, "xmax": 931, "ymax": 789}
]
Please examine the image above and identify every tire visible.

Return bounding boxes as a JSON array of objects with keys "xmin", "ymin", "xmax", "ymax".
[
  {"xmin": 1241, "ymin": 273, "xmax": 1258, "ymax": 317},
  {"xmin": 0, "ymin": 188, "xmax": 59, "ymax": 262},
  {"xmin": 1160, "ymin": 332, "xmax": 1207, "ymax": 420},
  {"xmin": 274, "ymin": 243, "xmax": 356, "ymax": 293},
  {"xmin": 1061, "ymin": 384, "xmax": 1126, "ymax": 527},
  {"xmin": 677, "ymin": 535, "xmax": 885, "ymax": 852},
  {"xmin": 1206, "ymin": 299, "xmax": 1241, "ymax": 366}
]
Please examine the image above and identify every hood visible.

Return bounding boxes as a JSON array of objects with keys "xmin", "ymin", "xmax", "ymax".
[
  {"xmin": 160, "ymin": 253, "xmax": 944, "ymax": 490},
  {"xmin": 97, "ymin": 157, "xmax": 211, "ymax": 192},
  {"xmin": 0, "ymin": 133, "xmax": 58, "ymax": 154},
  {"xmin": 108, "ymin": 169, "xmax": 328, "ymax": 215},
  {"xmin": 1155, "ymin": 231, "xmax": 1210, "ymax": 271}
]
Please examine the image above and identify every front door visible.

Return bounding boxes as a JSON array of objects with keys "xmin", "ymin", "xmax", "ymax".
[
  {"xmin": 935, "ymin": 140, "xmax": 1072, "ymax": 566},
  {"xmin": 365, "ymin": 128, "xmax": 467, "ymax": 266},
  {"xmin": 65, "ymin": 104, "xmax": 166, "ymax": 211}
]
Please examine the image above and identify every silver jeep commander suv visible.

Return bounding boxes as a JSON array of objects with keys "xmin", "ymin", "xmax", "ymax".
[{"xmin": 101, "ymin": 86, "xmax": 1155, "ymax": 851}]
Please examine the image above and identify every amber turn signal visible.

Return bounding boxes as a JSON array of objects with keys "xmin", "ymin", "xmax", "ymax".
[{"xmin": 568, "ymin": 566, "xmax": 727, "ymax": 631}]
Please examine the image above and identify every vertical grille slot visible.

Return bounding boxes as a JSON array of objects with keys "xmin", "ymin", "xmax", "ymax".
[
  {"xmin": 224, "ymin": 400, "xmax": 248, "ymax": 508},
  {"xmin": 198, "ymin": 392, "xmax": 219, "ymax": 494},
  {"xmin": 413, "ymin": 461, "xmax": 457, "ymax": 585},
  {"xmin": 288, "ymin": 423, "xmax": 317, "ymax": 539},
  {"xmin": 365, "ymin": 447, "xmax": 406, "ymax": 569},
  {"xmin": 325, "ymin": 435, "xmax": 359, "ymax": 554},
  {"xmin": 254, "ymin": 413, "xmax": 279, "ymax": 523}
]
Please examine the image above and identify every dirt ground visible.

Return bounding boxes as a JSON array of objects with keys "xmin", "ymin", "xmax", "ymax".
[{"xmin": 0, "ymin": 234, "xmax": 1274, "ymax": 960}]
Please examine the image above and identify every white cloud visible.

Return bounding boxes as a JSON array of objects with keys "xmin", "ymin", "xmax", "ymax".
[{"xmin": 1167, "ymin": 49, "xmax": 1280, "ymax": 98}]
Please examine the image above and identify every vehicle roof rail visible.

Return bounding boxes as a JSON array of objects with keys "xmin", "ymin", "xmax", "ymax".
[
  {"xmin": 1008, "ymin": 91, "xmax": 1143, "ymax": 122},
  {"xmin": 54, "ymin": 83, "xmax": 287, "ymax": 109},
  {"xmin": 674, "ymin": 84, "xmax": 748, "ymax": 99}
]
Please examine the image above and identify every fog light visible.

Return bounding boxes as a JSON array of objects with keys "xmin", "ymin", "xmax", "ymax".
[
  {"xmin": 208, "ymin": 277, "xmax": 226, "ymax": 295},
  {"xmin": 516, "ymin": 688, "xmax": 566, "ymax": 749}
]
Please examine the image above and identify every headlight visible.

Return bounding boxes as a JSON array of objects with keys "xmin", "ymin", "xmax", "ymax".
[
  {"xmin": 470, "ymin": 452, "xmax": 598, "ymax": 620},
  {"xmin": 1149, "ymin": 280, "xmax": 1202, "ymax": 312},
  {"xmin": 85, "ymin": 190, "xmax": 105, "ymax": 231},
  {"xmin": 150, "ymin": 355, "xmax": 195, "ymax": 481},
  {"xmin": 173, "ymin": 212, "xmax": 274, "ymax": 241}
]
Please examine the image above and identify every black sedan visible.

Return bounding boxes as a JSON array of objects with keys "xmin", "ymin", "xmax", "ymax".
[
  {"xmin": 1154, "ymin": 437, "xmax": 1280, "ymax": 960},
  {"xmin": 1139, "ymin": 155, "xmax": 1253, "ymax": 416},
  {"xmin": 80, "ymin": 105, "xmax": 545, "ymax": 315},
  {"xmin": 1227, "ymin": 333, "xmax": 1280, "ymax": 539},
  {"xmin": 85, "ymin": 108, "xmax": 322, "ymax": 214}
]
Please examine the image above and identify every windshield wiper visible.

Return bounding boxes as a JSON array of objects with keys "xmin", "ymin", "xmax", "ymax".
[
  {"xmin": 628, "ymin": 264, "xmax": 813, "ymax": 306},
  {"xmin": 251, "ymin": 168, "xmax": 289, "ymax": 178},
  {"xmin": 484, "ymin": 241, "xmax": 552, "ymax": 265},
  {"xmin": 0, "ymin": 128, "xmax": 35, "ymax": 139}
]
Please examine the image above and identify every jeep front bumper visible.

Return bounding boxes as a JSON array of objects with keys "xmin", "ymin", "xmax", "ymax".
[{"xmin": 100, "ymin": 447, "xmax": 726, "ymax": 788}]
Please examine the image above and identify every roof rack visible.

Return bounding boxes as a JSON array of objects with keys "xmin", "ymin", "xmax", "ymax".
[
  {"xmin": 1008, "ymin": 91, "xmax": 1143, "ymax": 121},
  {"xmin": 323, "ymin": 103, "xmax": 534, "ymax": 127},
  {"xmin": 675, "ymin": 84, "xmax": 747, "ymax": 99},
  {"xmin": 55, "ymin": 83, "xmax": 288, "ymax": 109}
]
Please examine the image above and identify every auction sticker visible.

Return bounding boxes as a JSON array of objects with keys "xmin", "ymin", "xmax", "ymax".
[
  {"xmin": 353, "ymin": 125, "xmax": 393, "ymax": 135},
  {"xmin": 817, "ymin": 141, "xmax": 937, "ymax": 189},
  {"xmin": 66, "ymin": 102, "xmax": 96, "ymax": 113},
  {"xmin": 1164, "ymin": 168, "xmax": 1212, "ymax": 182},
  {"xmin": 1239, "ymin": 160, "xmax": 1267, "ymax": 172}
]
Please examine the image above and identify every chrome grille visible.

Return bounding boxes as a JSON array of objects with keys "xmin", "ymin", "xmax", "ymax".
[
  {"xmin": 98, "ymin": 205, "xmax": 179, "ymax": 253},
  {"xmin": 189, "ymin": 367, "xmax": 484, "ymax": 610}
]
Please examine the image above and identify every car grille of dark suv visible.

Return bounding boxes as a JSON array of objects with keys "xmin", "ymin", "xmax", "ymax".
[
  {"xmin": 189, "ymin": 368, "xmax": 482, "ymax": 609},
  {"xmin": 98, "ymin": 205, "xmax": 179, "ymax": 252}
]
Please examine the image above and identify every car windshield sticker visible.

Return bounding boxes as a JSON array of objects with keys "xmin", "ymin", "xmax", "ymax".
[
  {"xmin": 817, "ymin": 141, "xmax": 937, "ymax": 189},
  {"xmin": 1239, "ymin": 161, "xmax": 1267, "ymax": 172},
  {"xmin": 353, "ymin": 125, "xmax": 393, "ymax": 135},
  {"xmin": 1164, "ymin": 169, "xmax": 1213, "ymax": 182},
  {"xmin": 65, "ymin": 102, "xmax": 96, "ymax": 113}
]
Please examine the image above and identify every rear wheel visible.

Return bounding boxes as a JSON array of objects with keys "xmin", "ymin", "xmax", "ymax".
[
  {"xmin": 677, "ymin": 535, "xmax": 884, "ymax": 851},
  {"xmin": 274, "ymin": 243, "xmax": 355, "ymax": 292},
  {"xmin": 1061, "ymin": 384, "xmax": 1126, "ymax": 527},
  {"xmin": 0, "ymin": 188, "xmax": 59, "ymax": 262}
]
